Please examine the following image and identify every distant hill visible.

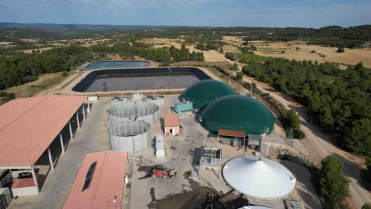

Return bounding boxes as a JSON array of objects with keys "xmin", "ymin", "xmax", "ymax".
[
  {"xmin": 0, "ymin": 23, "xmax": 370, "ymax": 48},
  {"xmin": 0, "ymin": 23, "xmax": 156, "ymax": 39}
]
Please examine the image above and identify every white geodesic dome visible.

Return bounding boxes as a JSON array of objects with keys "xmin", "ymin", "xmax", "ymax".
[
  {"xmin": 107, "ymin": 121, "xmax": 151, "ymax": 153},
  {"xmin": 108, "ymin": 101, "xmax": 160, "ymax": 125},
  {"xmin": 223, "ymin": 156, "xmax": 296, "ymax": 200}
]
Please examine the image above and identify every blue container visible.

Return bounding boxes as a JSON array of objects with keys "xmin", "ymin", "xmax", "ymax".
[{"xmin": 174, "ymin": 102, "xmax": 193, "ymax": 113}]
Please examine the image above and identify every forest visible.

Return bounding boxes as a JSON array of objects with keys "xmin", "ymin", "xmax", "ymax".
[
  {"xmin": 242, "ymin": 59, "xmax": 371, "ymax": 157},
  {"xmin": 0, "ymin": 43, "xmax": 204, "ymax": 90},
  {"xmin": 225, "ymin": 25, "xmax": 371, "ymax": 48}
]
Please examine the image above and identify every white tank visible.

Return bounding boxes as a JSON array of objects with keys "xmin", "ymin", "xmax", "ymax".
[{"xmin": 155, "ymin": 135, "xmax": 165, "ymax": 158}]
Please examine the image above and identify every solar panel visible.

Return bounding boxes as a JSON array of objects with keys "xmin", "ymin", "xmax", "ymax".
[{"xmin": 82, "ymin": 161, "xmax": 97, "ymax": 192}]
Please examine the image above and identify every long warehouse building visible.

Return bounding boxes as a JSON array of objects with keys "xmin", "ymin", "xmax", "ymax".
[{"xmin": 0, "ymin": 95, "xmax": 89, "ymax": 195}]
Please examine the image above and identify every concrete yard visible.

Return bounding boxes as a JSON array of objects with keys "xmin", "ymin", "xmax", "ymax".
[
  {"xmin": 8, "ymin": 95, "xmax": 321, "ymax": 209},
  {"xmin": 121, "ymin": 95, "xmax": 321, "ymax": 209}
]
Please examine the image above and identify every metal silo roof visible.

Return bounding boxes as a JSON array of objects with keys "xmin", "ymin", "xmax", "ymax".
[
  {"xmin": 223, "ymin": 156, "xmax": 296, "ymax": 200},
  {"xmin": 182, "ymin": 80, "xmax": 236, "ymax": 109}
]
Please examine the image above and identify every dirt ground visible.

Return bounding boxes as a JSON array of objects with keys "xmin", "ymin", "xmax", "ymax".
[
  {"xmin": 187, "ymin": 46, "xmax": 226, "ymax": 62},
  {"xmin": 254, "ymin": 41, "xmax": 371, "ymax": 68}
]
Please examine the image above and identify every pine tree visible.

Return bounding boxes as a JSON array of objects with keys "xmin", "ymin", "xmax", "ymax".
[{"xmin": 320, "ymin": 156, "xmax": 350, "ymax": 209}]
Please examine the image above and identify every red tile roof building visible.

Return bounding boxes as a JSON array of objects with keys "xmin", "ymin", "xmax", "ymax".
[{"xmin": 63, "ymin": 151, "xmax": 128, "ymax": 209}]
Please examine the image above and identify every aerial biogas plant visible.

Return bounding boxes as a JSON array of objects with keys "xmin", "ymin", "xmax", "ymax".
[
  {"xmin": 0, "ymin": 66, "xmax": 304, "ymax": 209},
  {"xmin": 99, "ymin": 76, "xmax": 300, "ymax": 209}
]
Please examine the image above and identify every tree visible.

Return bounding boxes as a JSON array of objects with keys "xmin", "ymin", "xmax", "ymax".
[
  {"xmin": 343, "ymin": 119, "xmax": 371, "ymax": 156},
  {"xmin": 362, "ymin": 203, "xmax": 371, "ymax": 209},
  {"xmin": 320, "ymin": 156, "xmax": 350, "ymax": 209},
  {"xmin": 366, "ymin": 158, "xmax": 371, "ymax": 182},
  {"xmin": 286, "ymin": 109, "xmax": 301, "ymax": 129},
  {"xmin": 235, "ymin": 71, "xmax": 243, "ymax": 81},
  {"xmin": 232, "ymin": 63, "xmax": 239, "ymax": 71}
]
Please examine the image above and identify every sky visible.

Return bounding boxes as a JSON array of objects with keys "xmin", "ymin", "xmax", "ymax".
[{"xmin": 0, "ymin": 0, "xmax": 370, "ymax": 28}]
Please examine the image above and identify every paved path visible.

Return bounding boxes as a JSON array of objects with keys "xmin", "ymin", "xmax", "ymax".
[
  {"xmin": 220, "ymin": 53, "xmax": 370, "ymax": 208},
  {"xmin": 9, "ymin": 99, "xmax": 110, "ymax": 209}
]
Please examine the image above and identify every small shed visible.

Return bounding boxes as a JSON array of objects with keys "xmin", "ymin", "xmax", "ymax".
[
  {"xmin": 217, "ymin": 129, "xmax": 246, "ymax": 147},
  {"xmin": 164, "ymin": 114, "xmax": 180, "ymax": 136},
  {"xmin": 11, "ymin": 178, "xmax": 40, "ymax": 196},
  {"xmin": 155, "ymin": 135, "xmax": 165, "ymax": 158}
]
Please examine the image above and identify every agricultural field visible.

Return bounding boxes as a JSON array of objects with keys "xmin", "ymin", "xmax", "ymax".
[
  {"xmin": 149, "ymin": 38, "xmax": 226, "ymax": 63},
  {"xmin": 223, "ymin": 45, "xmax": 240, "ymax": 53},
  {"xmin": 253, "ymin": 41, "xmax": 371, "ymax": 68},
  {"xmin": 222, "ymin": 36, "xmax": 244, "ymax": 45}
]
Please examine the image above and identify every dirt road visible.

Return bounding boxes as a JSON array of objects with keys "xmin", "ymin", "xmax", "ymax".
[{"xmin": 220, "ymin": 53, "xmax": 371, "ymax": 209}]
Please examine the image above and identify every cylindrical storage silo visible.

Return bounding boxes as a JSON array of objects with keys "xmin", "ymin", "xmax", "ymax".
[
  {"xmin": 110, "ymin": 96, "xmax": 131, "ymax": 106},
  {"xmin": 155, "ymin": 135, "xmax": 165, "ymax": 158},
  {"xmin": 145, "ymin": 95, "xmax": 164, "ymax": 106},
  {"xmin": 136, "ymin": 102, "xmax": 160, "ymax": 125},
  {"xmin": 107, "ymin": 121, "xmax": 151, "ymax": 153},
  {"xmin": 108, "ymin": 101, "xmax": 160, "ymax": 125}
]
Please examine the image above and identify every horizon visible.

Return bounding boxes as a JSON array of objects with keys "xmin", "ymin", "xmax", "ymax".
[
  {"xmin": 0, "ymin": 0, "xmax": 370, "ymax": 28},
  {"xmin": 1, "ymin": 22, "xmax": 370, "ymax": 29}
]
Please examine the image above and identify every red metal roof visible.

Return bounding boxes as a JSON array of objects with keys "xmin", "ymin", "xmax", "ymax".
[
  {"xmin": 0, "ymin": 95, "xmax": 86, "ymax": 167},
  {"xmin": 63, "ymin": 151, "xmax": 128, "ymax": 209},
  {"xmin": 218, "ymin": 129, "xmax": 246, "ymax": 138},
  {"xmin": 164, "ymin": 114, "xmax": 180, "ymax": 127}
]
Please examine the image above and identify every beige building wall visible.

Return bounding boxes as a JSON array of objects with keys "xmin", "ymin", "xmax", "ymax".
[{"xmin": 164, "ymin": 126, "xmax": 180, "ymax": 136}]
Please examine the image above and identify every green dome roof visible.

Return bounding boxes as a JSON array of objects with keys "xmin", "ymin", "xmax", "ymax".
[
  {"xmin": 182, "ymin": 80, "xmax": 236, "ymax": 109},
  {"xmin": 202, "ymin": 95, "xmax": 275, "ymax": 135}
]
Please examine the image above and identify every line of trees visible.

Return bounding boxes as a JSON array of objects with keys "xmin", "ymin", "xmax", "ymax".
[
  {"xmin": 242, "ymin": 59, "xmax": 371, "ymax": 157},
  {"xmin": 0, "ymin": 43, "xmax": 204, "ymax": 90},
  {"xmin": 195, "ymin": 41, "xmax": 219, "ymax": 51}
]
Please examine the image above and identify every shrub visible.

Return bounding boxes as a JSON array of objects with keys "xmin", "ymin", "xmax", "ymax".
[
  {"xmin": 235, "ymin": 71, "xmax": 244, "ymax": 81},
  {"xmin": 362, "ymin": 203, "xmax": 371, "ymax": 209},
  {"xmin": 0, "ymin": 91, "xmax": 15, "ymax": 103},
  {"xmin": 232, "ymin": 63, "xmax": 239, "ymax": 71},
  {"xmin": 337, "ymin": 48, "xmax": 345, "ymax": 53},
  {"xmin": 293, "ymin": 129, "xmax": 305, "ymax": 139}
]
